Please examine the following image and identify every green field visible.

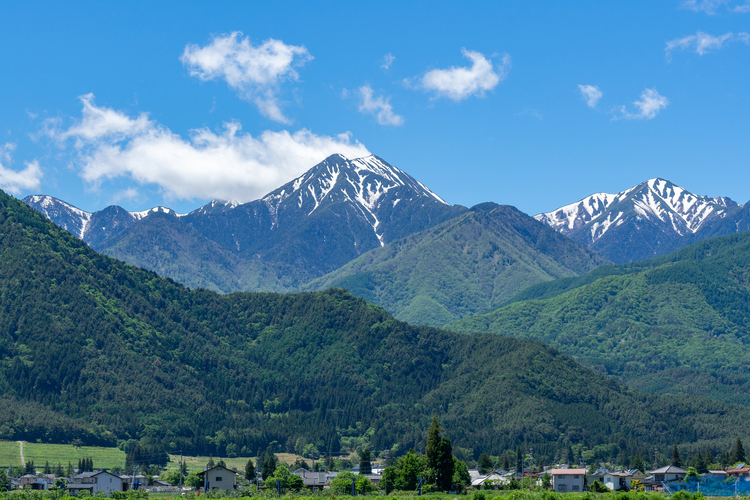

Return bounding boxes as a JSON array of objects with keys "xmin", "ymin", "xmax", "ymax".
[
  {"xmin": 4, "ymin": 441, "xmax": 127, "ymax": 469},
  {"xmin": 165, "ymin": 452, "xmax": 314, "ymax": 474},
  {"xmin": 0, "ymin": 440, "xmax": 21, "ymax": 466}
]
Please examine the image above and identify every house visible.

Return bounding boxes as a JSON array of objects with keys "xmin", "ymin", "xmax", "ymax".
[
  {"xmin": 119, "ymin": 474, "xmax": 148, "ymax": 491},
  {"xmin": 627, "ymin": 469, "xmax": 647, "ymax": 482},
  {"xmin": 551, "ymin": 469, "xmax": 586, "ymax": 492},
  {"xmin": 602, "ymin": 471, "xmax": 632, "ymax": 491},
  {"xmin": 649, "ymin": 466, "xmax": 687, "ymax": 482},
  {"xmin": 197, "ymin": 465, "xmax": 236, "ymax": 492},
  {"xmin": 19, "ymin": 474, "xmax": 53, "ymax": 490},
  {"xmin": 471, "ymin": 470, "xmax": 512, "ymax": 489},
  {"xmin": 708, "ymin": 470, "xmax": 728, "ymax": 478},
  {"xmin": 586, "ymin": 468, "xmax": 607, "ymax": 486},
  {"xmin": 726, "ymin": 466, "xmax": 750, "ymax": 477},
  {"xmin": 292, "ymin": 468, "xmax": 326, "ymax": 490},
  {"xmin": 67, "ymin": 471, "xmax": 124, "ymax": 496}
]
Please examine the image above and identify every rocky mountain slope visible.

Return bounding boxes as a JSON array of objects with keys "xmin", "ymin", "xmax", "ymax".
[{"xmin": 535, "ymin": 178, "xmax": 749, "ymax": 263}]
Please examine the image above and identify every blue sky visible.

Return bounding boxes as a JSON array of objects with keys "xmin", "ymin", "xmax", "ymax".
[{"xmin": 1, "ymin": 1, "xmax": 749, "ymax": 216}]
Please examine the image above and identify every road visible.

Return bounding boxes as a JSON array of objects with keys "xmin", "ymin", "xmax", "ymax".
[{"xmin": 17, "ymin": 441, "xmax": 24, "ymax": 467}]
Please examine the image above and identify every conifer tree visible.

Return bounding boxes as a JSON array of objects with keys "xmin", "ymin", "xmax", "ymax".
[
  {"xmin": 426, "ymin": 414, "xmax": 442, "ymax": 472},
  {"xmin": 733, "ymin": 438, "xmax": 746, "ymax": 464},
  {"xmin": 244, "ymin": 458, "xmax": 256, "ymax": 482},
  {"xmin": 359, "ymin": 448, "xmax": 372, "ymax": 475},
  {"xmin": 671, "ymin": 445, "xmax": 681, "ymax": 467}
]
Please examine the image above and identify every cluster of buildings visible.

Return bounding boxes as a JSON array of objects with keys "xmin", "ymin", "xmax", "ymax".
[
  {"xmin": 10, "ymin": 471, "xmax": 168, "ymax": 495},
  {"xmin": 471, "ymin": 464, "xmax": 750, "ymax": 493}
]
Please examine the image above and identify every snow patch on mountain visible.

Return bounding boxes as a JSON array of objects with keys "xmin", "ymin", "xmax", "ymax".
[{"xmin": 23, "ymin": 195, "xmax": 92, "ymax": 239}]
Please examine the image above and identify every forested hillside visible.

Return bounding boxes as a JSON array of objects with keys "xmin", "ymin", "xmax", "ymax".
[
  {"xmin": 1, "ymin": 190, "xmax": 748, "ymax": 466},
  {"xmin": 449, "ymin": 231, "xmax": 750, "ymax": 406},
  {"xmin": 306, "ymin": 204, "xmax": 607, "ymax": 326}
]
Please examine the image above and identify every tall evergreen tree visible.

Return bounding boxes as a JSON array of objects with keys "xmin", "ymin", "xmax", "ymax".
[
  {"xmin": 206, "ymin": 457, "xmax": 215, "ymax": 469},
  {"xmin": 435, "ymin": 437, "xmax": 454, "ymax": 491},
  {"xmin": 426, "ymin": 414, "xmax": 443, "ymax": 472},
  {"xmin": 671, "ymin": 445, "xmax": 681, "ymax": 467},
  {"xmin": 244, "ymin": 458, "xmax": 256, "ymax": 482},
  {"xmin": 359, "ymin": 448, "xmax": 372, "ymax": 475},
  {"xmin": 478, "ymin": 454, "xmax": 493, "ymax": 474},
  {"xmin": 502, "ymin": 455, "xmax": 509, "ymax": 471},
  {"xmin": 733, "ymin": 438, "xmax": 746, "ymax": 464},
  {"xmin": 630, "ymin": 455, "xmax": 645, "ymax": 473},
  {"xmin": 516, "ymin": 447, "xmax": 523, "ymax": 478},
  {"xmin": 67, "ymin": 462, "xmax": 74, "ymax": 477},
  {"xmin": 44, "ymin": 461, "xmax": 50, "ymax": 474}
]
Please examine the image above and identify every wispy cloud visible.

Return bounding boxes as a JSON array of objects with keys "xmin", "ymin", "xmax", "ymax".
[
  {"xmin": 412, "ymin": 49, "xmax": 510, "ymax": 101},
  {"xmin": 681, "ymin": 0, "xmax": 750, "ymax": 13},
  {"xmin": 518, "ymin": 109, "xmax": 543, "ymax": 120},
  {"xmin": 578, "ymin": 85, "xmax": 603, "ymax": 108},
  {"xmin": 180, "ymin": 32, "xmax": 312, "ymax": 124},
  {"xmin": 0, "ymin": 143, "xmax": 42, "ymax": 194},
  {"xmin": 358, "ymin": 86, "xmax": 404, "ymax": 126},
  {"xmin": 666, "ymin": 30, "xmax": 749, "ymax": 59},
  {"xmin": 46, "ymin": 94, "xmax": 370, "ymax": 203},
  {"xmin": 381, "ymin": 53, "xmax": 395, "ymax": 70},
  {"xmin": 613, "ymin": 88, "xmax": 669, "ymax": 120}
]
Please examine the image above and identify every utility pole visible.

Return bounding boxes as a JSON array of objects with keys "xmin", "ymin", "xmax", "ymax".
[
  {"xmin": 179, "ymin": 451, "xmax": 183, "ymax": 492},
  {"xmin": 654, "ymin": 447, "xmax": 658, "ymax": 470}
]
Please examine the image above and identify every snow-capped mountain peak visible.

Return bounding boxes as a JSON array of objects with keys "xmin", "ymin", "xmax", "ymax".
[
  {"xmin": 129, "ymin": 206, "xmax": 180, "ymax": 220},
  {"xmin": 23, "ymin": 195, "xmax": 92, "ymax": 239},
  {"xmin": 535, "ymin": 178, "xmax": 742, "ymax": 250},
  {"xmin": 259, "ymin": 153, "xmax": 447, "ymax": 245}
]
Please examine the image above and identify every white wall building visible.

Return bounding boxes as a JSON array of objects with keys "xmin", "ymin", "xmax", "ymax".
[
  {"xmin": 67, "ymin": 471, "xmax": 124, "ymax": 496},
  {"xmin": 198, "ymin": 465, "xmax": 236, "ymax": 492},
  {"xmin": 551, "ymin": 469, "xmax": 586, "ymax": 492}
]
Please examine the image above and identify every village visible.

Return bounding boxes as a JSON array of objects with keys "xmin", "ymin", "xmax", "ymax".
[{"xmin": 7, "ymin": 459, "xmax": 750, "ymax": 496}]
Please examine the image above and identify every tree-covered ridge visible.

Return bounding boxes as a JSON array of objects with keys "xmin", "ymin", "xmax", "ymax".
[
  {"xmin": 1, "ymin": 189, "xmax": 749, "ymax": 465},
  {"xmin": 449, "ymin": 231, "xmax": 750, "ymax": 405},
  {"xmin": 306, "ymin": 204, "xmax": 608, "ymax": 327}
]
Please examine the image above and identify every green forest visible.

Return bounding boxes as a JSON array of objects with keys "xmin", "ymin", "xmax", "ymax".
[
  {"xmin": 449, "ymin": 231, "xmax": 750, "ymax": 405},
  {"xmin": 1, "ymin": 190, "xmax": 750, "ymax": 467}
]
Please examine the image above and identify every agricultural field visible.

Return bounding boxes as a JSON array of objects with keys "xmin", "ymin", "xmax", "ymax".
[
  {"xmin": 165, "ymin": 453, "xmax": 314, "ymax": 474},
  {"xmin": 11, "ymin": 441, "xmax": 126, "ymax": 469},
  {"xmin": 0, "ymin": 440, "xmax": 21, "ymax": 466}
]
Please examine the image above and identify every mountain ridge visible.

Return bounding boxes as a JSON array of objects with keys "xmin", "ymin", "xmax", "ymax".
[{"xmin": 535, "ymin": 178, "xmax": 749, "ymax": 263}]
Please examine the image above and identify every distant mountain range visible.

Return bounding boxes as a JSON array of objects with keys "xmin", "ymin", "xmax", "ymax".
[
  {"xmin": 535, "ymin": 178, "xmax": 750, "ymax": 263},
  {"xmin": 24, "ymin": 154, "xmax": 605, "ymax": 325},
  {"xmin": 25, "ymin": 158, "xmax": 750, "ymax": 328},
  {"xmin": 25, "ymin": 154, "xmax": 465, "ymax": 291}
]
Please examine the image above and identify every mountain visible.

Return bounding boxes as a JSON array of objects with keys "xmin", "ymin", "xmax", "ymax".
[
  {"xmin": 24, "ymin": 154, "xmax": 466, "ymax": 291},
  {"xmin": 448, "ymin": 230, "xmax": 750, "ymax": 406},
  {"xmin": 535, "ymin": 178, "xmax": 749, "ymax": 263},
  {"xmin": 305, "ymin": 203, "xmax": 608, "ymax": 327},
  {"xmin": 3, "ymin": 188, "xmax": 749, "ymax": 462}
]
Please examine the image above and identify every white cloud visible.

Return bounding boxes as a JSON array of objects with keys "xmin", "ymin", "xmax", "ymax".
[
  {"xmin": 0, "ymin": 143, "xmax": 42, "ymax": 194},
  {"xmin": 666, "ymin": 30, "xmax": 750, "ymax": 59},
  {"xmin": 381, "ymin": 53, "xmax": 395, "ymax": 70},
  {"xmin": 614, "ymin": 88, "xmax": 669, "ymax": 121},
  {"xmin": 578, "ymin": 84, "xmax": 604, "ymax": 108},
  {"xmin": 358, "ymin": 86, "xmax": 404, "ymax": 126},
  {"xmin": 681, "ymin": 0, "xmax": 750, "ymax": 13},
  {"xmin": 180, "ymin": 32, "xmax": 312, "ymax": 124},
  {"xmin": 49, "ymin": 94, "xmax": 370, "ymax": 203},
  {"xmin": 416, "ymin": 49, "xmax": 510, "ymax": 101}
]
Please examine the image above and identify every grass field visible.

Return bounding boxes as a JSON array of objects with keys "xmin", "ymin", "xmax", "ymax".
[
  {"xmin": 0, "ymin": 440, "xmax": 338, "ymax": 473},
  {"xmin": 5, "ymin": 441, "xmax": 127, "ymax": 469},
  {"xmin": 0, "ymin": 440, "xmax": 21, "ymax": 466},
  {"xmin": 165, "ymin": 452, "xmax": 315, "ymax": 474}
]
